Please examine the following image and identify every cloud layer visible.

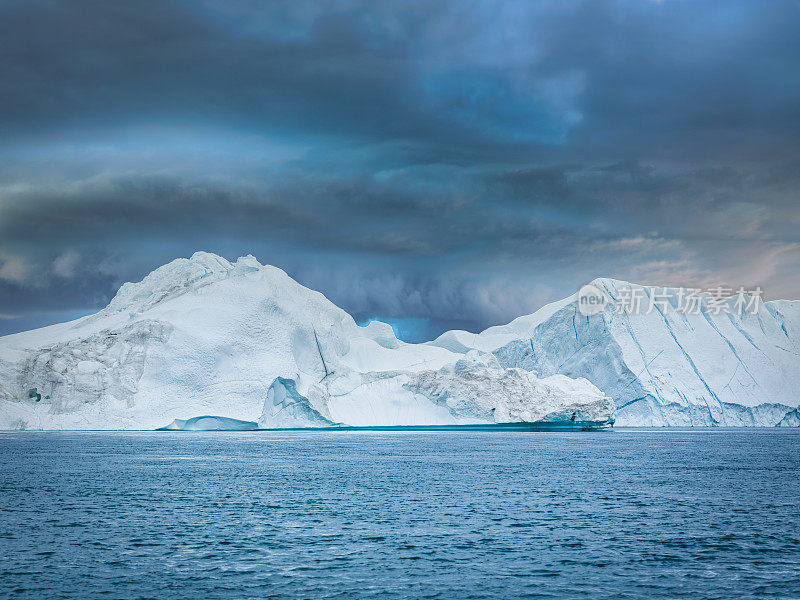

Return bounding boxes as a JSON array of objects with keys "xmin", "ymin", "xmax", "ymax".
[{"xmin": 1, "ymin": 0, "xmax": 799, "ymax": 340}]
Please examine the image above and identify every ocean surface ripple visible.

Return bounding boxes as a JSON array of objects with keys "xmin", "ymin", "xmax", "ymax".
[{"xmin": 1, "ymin": 429, "xmax": 799, "ymax": 599}]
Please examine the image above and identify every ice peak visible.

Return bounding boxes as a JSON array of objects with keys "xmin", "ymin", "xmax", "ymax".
[
  {"xmin": 188, "ymin": 251, "xmax": 234, "ymax": 271},
  {"xmin": 103, "ymin": 251, "xmax": 240, "ymax": 316},
  {"xmin": 234, "ymin": 254, "xmax": 262, "ymax": 269},
  {"xmin": 95, "ymin": 251, "xmax": 328, "ymax": 320}
]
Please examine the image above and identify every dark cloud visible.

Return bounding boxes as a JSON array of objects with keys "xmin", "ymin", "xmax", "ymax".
[{"xmin": 0, "ymin": 0, "xmax": 799, "ymax": 341}]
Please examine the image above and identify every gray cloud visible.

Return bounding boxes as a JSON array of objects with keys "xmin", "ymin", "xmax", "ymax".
[{"xmin": 0, "ymin": 0, "xmax": 799, "ymax": 340}]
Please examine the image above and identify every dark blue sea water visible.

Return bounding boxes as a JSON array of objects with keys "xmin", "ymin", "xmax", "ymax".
[{"xmin": 1, "ymin": 429, "xmax": 799, "ymax": 599}]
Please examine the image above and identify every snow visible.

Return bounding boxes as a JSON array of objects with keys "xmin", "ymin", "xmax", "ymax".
[{"xmin": 1, "ymin": 253, "xmax": 795, "ymax": 429}]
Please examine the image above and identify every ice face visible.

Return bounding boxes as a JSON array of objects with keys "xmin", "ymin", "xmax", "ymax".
[
  {"xmin": 258, "ymin": 377, "xmax": 334, "ymax": 428},
  {"xmin": 465, "ymin": 280, "xmax": 800, "ymax": 427}
]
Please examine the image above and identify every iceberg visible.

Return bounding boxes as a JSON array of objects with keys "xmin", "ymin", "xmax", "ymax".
[
  {"xmin": 157, "ymin": 416, "xmax": 258, "ymax": 431},
  {"xmin": 0, "ymin": 252, "xmax": 605, "ymax": 430},
  {"xmin": 258, "ymin": 352, "xmax": 613, "ymax": 429},
  {"xmin": 431, "ymin": 279, "xmax": 800, "ymax": 427},
  {"xmin": 0, "ymin": 253, "xmax": 795, "ymax": 429}
]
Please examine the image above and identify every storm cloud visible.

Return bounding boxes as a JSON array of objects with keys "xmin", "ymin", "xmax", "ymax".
[{"xmin": 1, "ymin": 0, "xmax": 798, "ymax": 340}]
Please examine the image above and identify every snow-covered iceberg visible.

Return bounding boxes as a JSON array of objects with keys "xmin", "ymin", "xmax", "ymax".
[
  {"xmin": 0, "ymin": 253, "xmax": 796, "ymax": 429},
  {"xmin": 0, "ymin": 252, "xmax": 611, "ymax": 430},
  {"xmin": 258, "ymin": 352, "xmax": 613, "ymax": 428},
  {"xmin": 157, "ymin": 416, "xmax": 258, "ymax": 431},
  {"xmin": 430, "ymin": 279, "xmax": 800, "ymax": 426}
]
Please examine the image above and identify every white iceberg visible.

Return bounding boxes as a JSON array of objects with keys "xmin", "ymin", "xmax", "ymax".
[
  {"xmin": 258, "ymin": 352, "xmax": 613, "ymax": 428},
  {"xmin": 157, "ymin": 416, "xmax": 258, "ymax": 431},
  {"xmin": 0, "ymin": 253, "xmax": 795, "ymax": 429},
  {"xmin": 0, "ymin": 252, "xmax": 609, "ymax": 430},
  {"xmin": 430, "ymin": 279, "xmax": 800, "ymax": 426}
]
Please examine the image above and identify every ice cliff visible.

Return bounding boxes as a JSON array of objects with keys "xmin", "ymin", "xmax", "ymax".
[
  {"xmin": 430, "ymin": 279, "xmax": 800, "ymax": 426},
  {"xmin": 0, "ymin": 252, "xmax": 610, "ymax": 430}
]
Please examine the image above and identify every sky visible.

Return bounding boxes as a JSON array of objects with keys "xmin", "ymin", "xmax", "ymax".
[{"xmin": 1, "ymin": 0, "xmax": 799, "ymax": 342}]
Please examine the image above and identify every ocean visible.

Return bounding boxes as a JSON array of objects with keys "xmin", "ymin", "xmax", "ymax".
[{"xmin": 1, "ymin": 428, "xmax": 798, "ymax": 599}]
